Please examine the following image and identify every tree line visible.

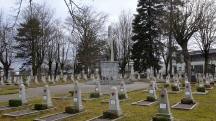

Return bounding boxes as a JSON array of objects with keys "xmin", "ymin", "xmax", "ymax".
[{"xmin": 0, "ymin": 0, "xmax": 216, "ymax": 82}]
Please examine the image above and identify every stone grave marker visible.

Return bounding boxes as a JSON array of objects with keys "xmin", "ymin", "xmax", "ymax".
[
  {"xmin": 119, "ymin": 81, "xmax": 128, "ymax": 99},
  {"xmin": 95, "ymin": 81, "xmax": 101, "ymax": 95},
  {"xmin": 43, "ymin": 85, "xmax": 53, "ymax": 107},
  {"xmin": 73, "ymin": 81, "xmax": 84, "ymax": 112},
  {"xmin": 185, "ymin": 82, "xmax": 193, "ymax": 100},
  {"xmin": 149, "ymin": 81, "xmax": 157, "ymax": 99},
  {"xmin": 152, "ymin": 88, "xmax": 173, "ymax": 121},
  {"xmin": 109, "ymin": 87, "xmax": 122, "ymax": 116},
  {"xmin": 19, "ymin": 83, "xmax": 27, "ymax": 104}
]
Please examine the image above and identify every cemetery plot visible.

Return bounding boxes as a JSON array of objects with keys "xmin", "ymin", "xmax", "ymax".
[
  {"xmin": 3, "ymin": 107, "xmax": 55, "ymax": 117},
  {"xmin": 131, "ymin": 100, "xmax": 157, "ymax": 106},
  {"xmin": 192, "ymin": 91, "xmax": 208, "ymax": 95},
  {"xmin": 0, "ymin": 105, "xmax": 24, "ymax": 112},
  {"xmin": 171, "ymin": 102, "xmax": 197, "ymax": 110},
  {"xmin": 89, "ymin": 87, "xmax": 123, "ymax": 121},
  {"xmin": 168, "ymin": 90, "xmax": 182, "ymax": 94},
  {"xmin": 34, "ymin": 111, "xmax": 85, "ymax": 121},
  {"xmin": 52, "ymin": 96, "xmax": 72, "ymax": 100},
  {"xmin": 86, "ymin": 115, "xmax": 124, "ymax": 121},
  {"xmin": 101, "ymin": 98, "xmax": 128, "ymax": 103}
]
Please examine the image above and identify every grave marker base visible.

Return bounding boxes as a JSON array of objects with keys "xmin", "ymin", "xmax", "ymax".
[
  {"xmin": 171, "ymin": 102, "xmax": 197, "ymax": 110},
  {"xmin": 86, "ymin": 115, "xmax": 124, "ymax": 121},
  {"xmin": 192, "ymin": 91, "xmax": 208, "ymax": 95},
  {"xmin": 168, "ymin": 90, "xmax": 182, "ymax": 94},
  {"xmin": 101, "ymin": 98, "xmax": 128, "ymax": 103},
  {"xmin": 34, "ymin": 111, "xmax": 85, "ymax": 121},
  {"xmin": 131, "ymin": 100, "xmax": 158, "ymax": 106},
  {"xmin": 3, "ymin": 107, "xmax": 55, "ymax": 117}
]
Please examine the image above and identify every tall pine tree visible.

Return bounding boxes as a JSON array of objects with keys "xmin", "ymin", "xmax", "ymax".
[
  {"xmin": 132, "ymin": 0, "xmax": 165, "ymax": 73},
  {"xmin": 15, "ymin": 17, "xmax": 43, "ymax": 76}
]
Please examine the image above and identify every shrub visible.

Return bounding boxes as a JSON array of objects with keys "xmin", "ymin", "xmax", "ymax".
[
  {"xmin": 181, "ymin": 98, "xmax": 194, "ymax": 105},
  {"xmin": 171, "ymin": 85, "xmax": 179, "ymax": 91},
  {"xmin": 146, "ymin": 96, "xmax": 156, "ymax": 102},
  {"xmin": 90, "ymin": 93, "xmax": 100, "ymax": 98},
  {"xmin": 164, "ymin": 84, "xmax": 169, "ymax": 88},
  {"xmin": 65, "ymin": 106, "xmax": 79, "ymax": 114},
  {"xmin": 69, "ymin": 91, "xmax": 74, "ymax": 96},
  {"xmin": 102, "ymin": 111, "xmax": 119, "ymax": 119},
  {"xmin": 9, "ymin": 99, "xmax": 22, "ymax": 107},
  {"xmin": 152, "ymin": 116, "xmax": 171, "ymax": 121},
  {"xmin": 34, "ymin": 104, "xmax": 48, "ymax": 110},
  {"xmin": 118, "ymin": 93, "xmax": 126, "ymax": 100},
  {"xmin": 204, "ymin": 85, "xmax": 211, "ymax": 88},
  {"xmin": 196, "ymin": 87, "xmax": 205, "ymax": 92},
  {"xmin": 181, "ymin": 82, "xmax": 185, "ymax": 88}
]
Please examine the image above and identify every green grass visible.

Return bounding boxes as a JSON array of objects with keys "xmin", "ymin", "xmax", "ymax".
[
  {"xmin": 0, "ymin": 86, "xmax": 19, "ymax": 95},
  {"xmin": 1, "ymin": 84, "xmax": 216, "ymax": 121}
]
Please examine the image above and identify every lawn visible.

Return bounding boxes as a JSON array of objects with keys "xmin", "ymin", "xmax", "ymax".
[{"xmin": 0, "ymin": 83, "xmax": 216, "ymax": 121}]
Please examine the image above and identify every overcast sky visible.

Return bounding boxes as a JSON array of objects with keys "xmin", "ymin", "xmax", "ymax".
[{"xmin": 0, "ymin": 0, "xmax": 138, "ymax": 24}]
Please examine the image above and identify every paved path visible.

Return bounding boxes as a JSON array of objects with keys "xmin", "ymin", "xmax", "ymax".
[{"xmin": 0, "ymin": 82, "xmax": 149, "ymax": 102}]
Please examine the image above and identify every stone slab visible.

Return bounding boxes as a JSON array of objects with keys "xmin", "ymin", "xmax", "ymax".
[
  {"xmin": 101, "ymin": 99, "xmax": 128, "ymax": 103},
  {"xmin": 52, "ymin": 96, "xmax": 72, "ymax": 100},
  {"xmin": 0, "ymin": 106, "xmax": 17, "ymax": 112},
  {"xmin": 34, "ymin": 111, "xmax": 85, "ymax": 121},
  {"xmin": 3, "ymin": 107, "xmax": 55, "ymax": 117},
  {"xmin": 168, "ymin": 90, "xmax": 182, "ymax": 94},
  {"xmin": 131, "ymin": 100, "xmax": 157, "ymax": 106},
  {"xmin": 86, "ymin": 115, "xmax": 124, "ymax": 121},
  {"xmin": 192, "ymin": 91, "xmax": 208, "ymax": 95},
  {"xmin": 83, "ymin": 98, "xmax": 99, "ymax": 101},
  {"xmin": 205, "ymin": 87, "xmax": 214, "ymax": 90},
  {"xmin": 171, "ymin": 102, "xmax": 197, "ymax": 110}
]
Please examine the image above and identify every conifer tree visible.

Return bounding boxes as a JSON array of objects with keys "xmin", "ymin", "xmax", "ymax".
[{"xmin": 132, "ymin": 0, "xmax": 165, "ymax": 72}]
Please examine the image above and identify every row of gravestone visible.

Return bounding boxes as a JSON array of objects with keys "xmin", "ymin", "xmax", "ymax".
[
  {"xmin": 0, "ymin": 80, "xmax": 129, "ymax": 121},
  {"xmin": 131, "ymin": 80, "xmax": 199, "ymax": 121},
  {"xmin": 0, "ymin": 75, "xmax": 75, "ymax": 86}
]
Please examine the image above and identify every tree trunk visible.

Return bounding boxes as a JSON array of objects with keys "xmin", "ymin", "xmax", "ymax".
[
  {"xmin": 204, "ymin": 52, "xmax": 209, "ymax": 76},
  {"xmin": 165, "ymin": 61, "xmax": 169, "ymax": 76},
  {"xmin": 169, "ymin": 57, "xmax": 173, "ymax": 75},
  {"xmin": 182, "ymin": 47, "xmax": 191, "ymax": 82},
  {"xmin": 48, "ymin": 61, "xmax": 52, "ymax": 76},
  {"xmin": 3, "ymin": 65, "xmax": 9, "ymax": 81},
  {"xmin": 54, "ymin": 62, "xmax": 59, "ymax": 79}
]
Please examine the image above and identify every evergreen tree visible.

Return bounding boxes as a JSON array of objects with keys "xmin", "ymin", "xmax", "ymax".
[
  {"xmin": 15, "ymin": 17, "xmax": 43, "ymax": 75},
  {"xmin": 132, "ymin": 0, "xmax": 165, "ymax": 73}
]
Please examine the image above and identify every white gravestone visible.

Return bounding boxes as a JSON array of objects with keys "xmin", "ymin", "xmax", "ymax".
[
  {"xmin": 73, "ymin": 81, "xmax": 84, "ymax": 111},
  {"xmin": 95, "ymin": 81, "xmax": 101, "ymax": 95},
  {"xmin": 34, "ymin": 76, "xmax": 39, "ymax": 84},
  {"xmin": 19, "ymin": 84, "xmax": 27, "ymax": 104},
  {"xmin": 43, "ymin": 85, "xmax": 53, "ymax": 107},
  {"xmin": 158, "ymin": 89, "xmax": 173, "ymax": 120},
  {"xmin": 149, "ymin": 81, "xmax": 157, "ymax": 99},
  {"xmin": 109, "ymin": 87, "xmax": 122, "ymax": 116},
  {"xmin": 119, "ymin": 81, "xmax": 128, "ymax": 99},
  {"xmin": 185, "ymin": 82, "xmax": 193, "ymax": 100}
]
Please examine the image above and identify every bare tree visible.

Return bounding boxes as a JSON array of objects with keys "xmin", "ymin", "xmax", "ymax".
[
  {"xmin": 172, "ymin": 0, "xmax": 203, "ymax": 81},
  {"xmin": 113, "ymin": 10, "xmax": 133, "ymax": 76},
  {"xmin": 15, "ymin": 3, "xmax": 55, "ymax": 76},
  {"xmin": 194, "ymin": 0, "xmax": 216, "ymax": 75},
  {"xmin": 0, "ymin": 13, "xmax": 15, "ymax": 81},
  {"xmin": 66, "ymin": 6, "xmax": 107, "ymax": 72}
]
